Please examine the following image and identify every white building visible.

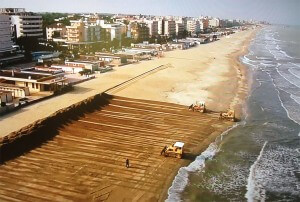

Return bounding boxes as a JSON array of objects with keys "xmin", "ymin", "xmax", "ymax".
[
  {"xmin": 157, "ymin": 19, "xmax": 164, "ymax": 35},
  {"xmin": 0, "ymin": 8, "xmax": 43, "ymax": 39},
  {"xmin": 97, "ymin": 20, "xmax": 126, "ymax": 41},
  {"xmin": 46, "ymin": 23, "xmax": 67, "ymax": 41},
  {"xmin": 145, "ymin": 20, "xmax": 158, "ymax": 37},
  {"xmin": 186, "ymin": 20, "xmax": 203, "ymax": 34},
  {"xmin": 0, "ymin": 15, "xmax": 14, "ymax": 57},
  {"xmin": 209, "ymin": 18, "xmax": 220, "ymax": 28}
]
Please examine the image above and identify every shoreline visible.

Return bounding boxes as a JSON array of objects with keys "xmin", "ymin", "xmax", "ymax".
[{"xmin": 160, "ymin": 29, "xmax": 258, "ymax": 201}]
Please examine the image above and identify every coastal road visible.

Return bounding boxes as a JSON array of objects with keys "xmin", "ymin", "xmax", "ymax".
[{"xmin": 0, "ymin": 62, "xmax": 171, "ymax": 138}]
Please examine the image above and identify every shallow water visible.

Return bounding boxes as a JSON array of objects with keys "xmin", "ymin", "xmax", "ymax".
[{"xmin": 167, "ymin": 25, "xmax": 300, "ymax": 202}]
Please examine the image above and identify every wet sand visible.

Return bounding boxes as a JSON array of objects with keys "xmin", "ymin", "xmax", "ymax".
[{"xmin": 0, "ymin": 29, "xmax": 257, "ymax": 201}]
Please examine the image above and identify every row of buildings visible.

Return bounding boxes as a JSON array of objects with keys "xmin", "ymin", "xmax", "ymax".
[
  {"xmin": 46, "ymin": 15, "xmax": 223, "ymax": 44},
  {"xmin": 0, "ymin": 7, "xmax": 254, "ymax": 65}
]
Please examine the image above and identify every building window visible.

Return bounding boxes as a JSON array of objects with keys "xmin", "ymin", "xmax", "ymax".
[
  {"xmin": 32, "ymin": 83, "xmax": 34, "ymax": 88},
  {"xmin": 25, "ymin": 82, "xmax": 28, "ymax": 87},
  {"xmin": 36, "ymin": 84, "xmax": 39, "ymax": 89}
]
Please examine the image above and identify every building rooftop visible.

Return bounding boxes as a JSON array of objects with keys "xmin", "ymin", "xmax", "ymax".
[
  {"xmin": 0, "ymin": 83, "xmax": 28, "ymax": 90},
  {"xmin": 0, "ymin": 70, "xmax": 45, "ymax": 80}
]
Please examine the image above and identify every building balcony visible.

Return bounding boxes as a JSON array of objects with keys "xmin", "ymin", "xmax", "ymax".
[
  {"xmin": 21, "ymin": 20, "xmax": 43, "ymax": 24},
  {"xmin": 22, "ymin": 29, "xmax": 43, "ymax": 33}
]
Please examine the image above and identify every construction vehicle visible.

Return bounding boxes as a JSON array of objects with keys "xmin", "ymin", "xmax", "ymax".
[
  {"xmin": 161, "ymin": 142, "xmax": 184, "ymax": 159},
  {"xmin": 219, "ymin": 110, "xmax": 235, "ymax": 122},
  {"xmin": 189, "ymin": 101, "xmax": 206, "ymax": 113}
]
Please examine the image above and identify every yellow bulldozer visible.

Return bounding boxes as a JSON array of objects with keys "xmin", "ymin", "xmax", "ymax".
[
  {"xmin": 161, "ymin": 142, "xmax": 184, "ymax": 159},
  {"xmin": 219, "ymin": 110, "xmax": 235, "ymax": 122},
  {"xmin": 189, "ymin": 101, "xmax": 206, "ymax": 113}
]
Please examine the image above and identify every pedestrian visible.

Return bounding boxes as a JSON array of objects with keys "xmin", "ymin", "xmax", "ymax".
[
  {"xmin": 126, "ymin": 158, "xmax": 130, "ymax": 168},
  {"xmin": 161, "ymin": 146, "xmax": 167, "ymax": 155}
]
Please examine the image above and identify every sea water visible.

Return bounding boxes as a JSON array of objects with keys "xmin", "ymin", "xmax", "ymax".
[{"xmin": 167, "ymin": 25, "xmax": 300, "ymax": 201}]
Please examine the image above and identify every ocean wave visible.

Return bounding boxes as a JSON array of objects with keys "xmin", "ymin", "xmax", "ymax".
[
  {"xmin": 245, "ymin": 141, "xmax": 268, "ymax": 202},
  {"xmin": 166, "ymin": 124, "xmax": 239, "ymax": 201},
  {"xmin": 288, "ymin": 68, "xmax": 300, "ymax": 80},
  {"xmin": 290, "ymin": 94, "xmax": 300, "ymax": 105},
  {"xmin": 241, "ymin": 55, "xmax": 257, "ymax": 67},
  {"xmin": 272, "ymin": 79, "xmax": 300, "ymax": 126}
]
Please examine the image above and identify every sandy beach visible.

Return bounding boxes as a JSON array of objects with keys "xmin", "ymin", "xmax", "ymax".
[{"xmin": 0, "ymin": 29, "xmax": 256, "ymax": 201}]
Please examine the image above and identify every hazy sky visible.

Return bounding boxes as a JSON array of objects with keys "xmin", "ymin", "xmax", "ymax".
[{"xmin": 1, "ymin": 0, "xmax": 299, "ymax": 25}]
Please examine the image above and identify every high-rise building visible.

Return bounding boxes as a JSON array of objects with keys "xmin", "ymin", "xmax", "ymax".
[
  {"xmin": 176, "ymin": 23, "xmax": 184, "ymax": 36},
  {"xmin": 164, "ymin": 20, "xmax": 176, "ymax": 37},
  {"xmin": 66, "ymin": 20, "xmax": 101, "ymax": 43},
  {"xmin": 186, "ymin": 20, "xmax": 202, "ymax": 34},
  {"xmin": 97, "ymin": 20, "xmax": 126, "ymax": 41},
  {"xmin": 130, "ymin": 22, "xmax": 149, "ymax": 41},
  {"xmin": 0, "ymin": 15, "xmax": 14, "ymax": 58},
  {"xmin": 145, "ymin": 20, "xmax": 158, "ymax": 37},
  {"xmin": 0, "ymin": 8, "xmax": 43, "ymax": 39},
  {"xmin": 46, "ymin": 23, "xmax": 67, "ymax": 41},
  {"xmin": 209, "ymin": 18, "xmax": 220, "ymax": 28}
]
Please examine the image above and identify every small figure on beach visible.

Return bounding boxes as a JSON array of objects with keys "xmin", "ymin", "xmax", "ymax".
[
  {"xmin": 126, "ymin": 158, "xmax": 130, "ymax": 168},
  {"xmin": 161, "ymin": 146, "xmax": 167, "ymax": 155}
]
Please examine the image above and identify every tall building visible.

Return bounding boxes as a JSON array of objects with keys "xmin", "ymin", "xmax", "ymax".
[
  {"xmin": 97, "ymin": 20, "xmax": 126, "ymax": 41},
  {"xmin": 157, "ymin": 19, "xmax": 164, "ymax": 35},
  {"xmin": 176, "ymin": 23, "xmax": 184, "ymax": 36},
  {"xmin": 145, "ymin": 20, "xmax": 158, "ymax": 37},
  {"xmin": 209, "ymin": 18, "xmax": 220, "ymax": 28},
  {"xmin": 0, "ymin": 15, "xmax": 14, "ymax": 58},
  {"xmin": 66, "ymin": 20, "xmax": 101, "ymax": 43},
  {"xmin": 46, "ymin": 23, "xmax": 67, "ymax": 41},
  {"xmin": 186, "ymin": 20, "xmax": 202, "ymax": 34},
  {"xmin": 164, "ymin": 20, "xmax": 176, "ymax": 37},
  {"xmin": 130, "ymin": 22, "xmax": 149, "ymax": 41},
  {"xmin": 0, "ymin": 8, "xmax": 43, "ymax": 39}
]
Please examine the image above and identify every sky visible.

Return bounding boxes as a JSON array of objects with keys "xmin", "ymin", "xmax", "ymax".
[{"xmin": 1, "ymin": 0, "xmax": 300, "ymax": 25}]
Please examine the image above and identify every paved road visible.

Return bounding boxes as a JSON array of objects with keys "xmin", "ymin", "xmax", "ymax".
[{"xmin": 0, "ymin": 59, "xmax": 169, "ymax": 137}]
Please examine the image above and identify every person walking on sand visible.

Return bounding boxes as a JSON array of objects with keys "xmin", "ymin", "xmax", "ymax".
[
  {"xmin": 126, "ymin": 158, "xmax": 130, "ymax": 168},
  {"xmin": 161, "ymin": 146, "xmax": 167, "ymax": 155}
]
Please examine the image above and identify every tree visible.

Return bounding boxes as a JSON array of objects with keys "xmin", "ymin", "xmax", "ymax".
[{"xmin": 112, "ymin": 38, "xmax": 120, "ymax": 49}]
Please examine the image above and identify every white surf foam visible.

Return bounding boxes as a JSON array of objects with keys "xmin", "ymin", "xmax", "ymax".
[
  {"xmin": 267, "ymin": 71, "xmax": 300, "ymax": 126},
  {"xmin": 245, "ymin": 141, "xmax": 268, "ymax": 202},
  {"xmin": 166, "ymin": 124, "xmax": 239, "ymax": 202}
]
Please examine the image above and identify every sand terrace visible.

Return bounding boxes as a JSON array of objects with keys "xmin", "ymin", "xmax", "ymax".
[{"xmin": 0, "ymin": 95, "xmax": 230, "ymax": 202}]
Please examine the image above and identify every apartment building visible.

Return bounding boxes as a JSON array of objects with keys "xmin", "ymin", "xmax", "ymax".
[
  {"xmin": 164, "ymin": 20, "xmax": 176, "ymax": 37},
  {"xmin": 176, "ymin": 23, "xmax": 184, "ymax": 36},
  {"xmin": 66, "ymin": 20, "xmax": 100, "ymax": 43},
  {"xmin": 0, "ymin": 15, "xmax": 14, "ymax": 58},
  {"xmin": 145, "ymin": 20, "xmax": 158, "ymax": 37},
  {"xmin": 186, "ymin": 20, "xmax": 202, "ymax": 34},
  {"xmin": 130, "ymin": 22, "xmax": 149, "ymax": 41},
  {"xmin": 0, "ymin": 8, "xmax": 43, "ymax": 39},
  {"xmin": 66, "ymin": 20, "xmax": 101, "ymax": 49},
  {"xmin": 157, "ymin": 19, "xmax": 164, "ymax": 35},
  {"xmin": 209, "ymin": 18, "xmax": 220, "ymax": 28},
  {"xmin": 46, "ymin": 23, "xmax": 67, "ymax": 41},
  {"xmin": 97, "ymin": 20, "xmax": 126, "ymax": 41},
  {"xmin": 202, "ymin": 18, "xmax": 210, "ymax": 30}
]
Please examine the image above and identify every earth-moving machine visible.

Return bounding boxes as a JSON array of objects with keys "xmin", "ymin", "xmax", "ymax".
[
  {"xmin": 219, "ymin": 110, "xmax": 235, "ymax": 122},
  {"xmin": 189, "ymin": 101, "xmax": 206, "ymax": 113},
  {"xmin": 161, "ymin": 142, "xmax": 184, "ymax": 159}
]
